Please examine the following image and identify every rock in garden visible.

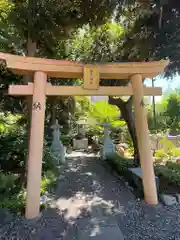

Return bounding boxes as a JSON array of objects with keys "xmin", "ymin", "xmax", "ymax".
[
  {"xmin": 160, "ymin": 194, "xmax": 177, "ymax": 206},
  {"xmin": 175, "ymin": 194, "xmax": 180, "ymax": 203}
]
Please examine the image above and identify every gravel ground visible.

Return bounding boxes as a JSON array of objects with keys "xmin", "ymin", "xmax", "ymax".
[
  {"xmin": 0, "ymin": 155, "xmax": 180, "ymax": 239},
  {"xmin": 119, "ymin": 201, "xmax": 180, "ymax": 240}
]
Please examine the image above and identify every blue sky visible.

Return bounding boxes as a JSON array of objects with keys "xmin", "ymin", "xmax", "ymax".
[{"xmin": 145, "ymin": 75, "xmax": 180, "ymax": 102}]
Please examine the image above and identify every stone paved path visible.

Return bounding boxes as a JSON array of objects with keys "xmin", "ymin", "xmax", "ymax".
[{"xmin": 46, "ymin": 155, "xmax": 134, "ymax": 240}]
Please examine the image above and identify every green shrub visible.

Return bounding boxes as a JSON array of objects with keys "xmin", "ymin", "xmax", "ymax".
[
  {"xmin": 154, "ymin": 137, "xmax": 180, "ymax": 162},
  {"xmin": 106, "ymin": 153, "xmax": 143, "ymax": 196},
  {"xmin": 166, "ymin": 161, "xmax": 180, "ymax": 171},
  {"xmin": 60, "ymin": 135, "xmax": 72, "ymax": 146},
  {"xmin": 41, "ymin": 170, "xmax": 58, "ymax": 194},
  {"xmin": 0, "ymin": 172, "xmax": 19, "ymax": 195},
  {"xmin": 155, "ymin": 165, "xmax": 180, "ymax": 187},
  {"xmin": 0, "ymin": 113, "xmax": 60, "ymax": 214},
  {"xmin": 0, "ymin": 128, "xmax": 27, "ymax": 174},
  {"xmin": 106, "ymin": 153, "xmax": 134, "ymax": 174},
  {"xmin": 173, "ymin": 148, "xmax": 180, "ymax": 157},
  {"xmin": 0, "ymin": 190, "xmax": 25, "ymax": 214},
  {"xmin": 155, "ymin": 149, "xmax": 169, "ymax": 161},
  {"xmin": 42, "ymin": 142, "xmax": 58, "ymax": 175}
]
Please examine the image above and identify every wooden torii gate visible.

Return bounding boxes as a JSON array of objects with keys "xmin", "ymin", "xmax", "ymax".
[{"xmin": 0, "ymin": 53, "xmax": 168, "ymax": 219}]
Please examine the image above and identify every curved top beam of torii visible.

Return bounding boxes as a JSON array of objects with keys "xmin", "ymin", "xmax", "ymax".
[{"xmin": 0, "ymin": 52, "xmax": 168, "ymax": 80}]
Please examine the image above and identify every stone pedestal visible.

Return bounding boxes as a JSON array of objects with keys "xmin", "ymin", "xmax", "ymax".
[
  {"xmin": 73, "ymin": 138, "xmax": 88, "ymax": 150},
  {"xmin": 50, "ymin": 120, "xmax": 65, "ymax": 164},
  {"xmin": 73, "ymin": 119, "xmax": 88, "ymax": 150}
]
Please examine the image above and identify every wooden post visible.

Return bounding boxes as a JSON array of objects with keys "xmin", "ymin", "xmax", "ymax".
[
  {"xmin": 131, "ymin": 74, "xmax": 158, "ymax": 205},
  {"xmin": 25, "ymin": 71, "xmax": 47, "ymax": 219}
]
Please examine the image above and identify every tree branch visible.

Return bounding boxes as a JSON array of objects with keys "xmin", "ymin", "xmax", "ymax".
[
  {"xmin": 108, "ymin": 96, "xmax": 125, "ymax": 108},
  {"xmin": 126, "ymin": 96, "xmax": 133, "ymax": 109}
]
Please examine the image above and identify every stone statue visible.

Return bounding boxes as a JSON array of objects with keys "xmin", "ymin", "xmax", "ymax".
[
  {"xmin": 50, "ymin": 119, "xmax": 65, "ymax": 164},
  {"xmin": 102, "ymin": 122, "xmax": 115, "ymax": 160}
]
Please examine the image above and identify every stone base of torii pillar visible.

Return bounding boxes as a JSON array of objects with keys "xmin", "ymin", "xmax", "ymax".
[{"xmin": 50, "ymin": 119, "xmax": 65, "ymax": 164}]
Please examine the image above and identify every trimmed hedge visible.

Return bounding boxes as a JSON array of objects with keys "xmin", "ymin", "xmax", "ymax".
[
  {"xmin": 166, "ymin": 161, "xmax": 180, "ymax": 171},
  {"xmin": 155, "ymin": 165, "xmax": 180, "ymax": 188},
  {"xmin": 106, "ymin": 153, "xmax": 136, "ymax": 187},
  {"xmin": 106, "ymin": 153, "xmax": 134, "ymax": 173},
  {"xmin": 155, "ymin": 162, "xmax": 180, "ymax": 189}
]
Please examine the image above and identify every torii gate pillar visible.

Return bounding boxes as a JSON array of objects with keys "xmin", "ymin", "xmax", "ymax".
[
  {"xmin": 25, "ymin": 71, "xmax": 47, "ymax": 219},
  {"xmin": 131, "ymin": 74, "xmax": 158, "ymax": 204}
]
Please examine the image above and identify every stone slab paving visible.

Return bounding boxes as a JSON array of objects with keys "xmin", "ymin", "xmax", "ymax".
[
  {"xmin": 1, "ymin": 154, "xmax": 180, "ymax": 239},
  {"xmin": 51, "ymin": 154, "xmax": 129, "ymax": 239},
  {"xmin": 78, "ymin": 225, "xmax": 124, "ymax": 240}
]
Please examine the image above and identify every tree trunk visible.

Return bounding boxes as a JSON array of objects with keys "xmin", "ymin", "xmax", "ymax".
[
  {"xmin": 109, "ymin": 96, "xmax": 140, "ymax": 165},
  {"xmin": 50, "ymin": 97, "xmax": 57, "ymax": 125},
  {"xmin": 121, "ymin": 97, "xmax": 140, "ymax": 166}
]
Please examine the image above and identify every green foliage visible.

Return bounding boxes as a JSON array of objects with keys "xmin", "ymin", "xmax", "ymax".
[
  {"xmin": 160, "ymin": 137, "xmax": 175, "ymax": 152},
  {"xmin": 106, "ymin": 153, "xmax": 140, "ymax": 192},
  {"xmin": 41, "ymin": 170, "xmax": 58, "ymax": 195},
  {"xmin": 0, "ymin": 0, "xmax": 16, "ymax": 52},
  {"xmin": 155, "ymin": 149, "xmax": 169, "ymax": 161},
  {"xmin": 118, "ymin": 2, "xmax": 178, "ymax": 74},
  {"xmin": 155, "ymin": 165, "xmax": 180, "ymax": 188},
  {"xmin": 74, "ymin": 96, "xmax": 91, "ymax": 120},
  {"xmin": 154, "ymin": 137, "xmax": 180, "ymax": 161},
  {"xmin": 148, "ymin": 91, "xmax": 180, "ymax": 134},
  {"xmin": 0, "ymin": 112, "xmax": 59, "ymax": 213},
  {"xmin": 70, "ymin": 23, "xmax": 124, "ymax": 64},
  {"xmin": 1, "ymin": 0, "xmax": 118, "ymax": 56},
  {"xmin": 0, "ymin": 191, "xmax": 25, "ymax": 214},
  {"xmin": 0, "ymin": 117, "xmax": 27, "ymax": 174},
  {"xmin": 42, "ymin": 142, "xmax": 58, "ymax": 174},
  {"xmin": 0, "ymin": 113, "xmax": 24, "ymax": 134},
  {"xmin": 166, "ymin": 162, "xmax": 180, "ymax": 171},
  {"xmin": 86, "ymin": 100, "xmax": 125, "ymax": 144},
  {"xmin": 87, "ymin": 100, "xmax": 124, "ymax": 125},
  {"xmin": 121, "ymin": 126, "xmax": 134, "ymax": 155},
  {"xmin": 60, "ymin": 135, "xmax": 72, "ymax": 146},
  {"xmin": 107, "ymin": 152, "xmax": 134, "ymax": 173},
  {"xmin": 0, "ymin": 172, "xmax": 18, "ymax": 195}
]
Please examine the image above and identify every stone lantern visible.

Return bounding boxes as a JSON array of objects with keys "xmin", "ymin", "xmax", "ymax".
[
  {"xmin": 50, "ymin": 119, "xmax": 65, "ymax": 164},
  {"xmin": 101, "ymin": 122, "xmax": 116, "ymax": 160}
]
